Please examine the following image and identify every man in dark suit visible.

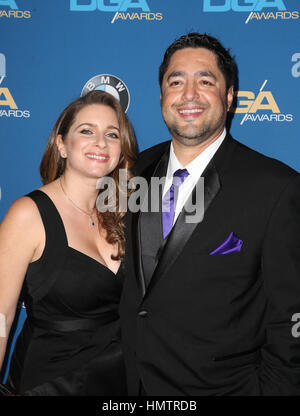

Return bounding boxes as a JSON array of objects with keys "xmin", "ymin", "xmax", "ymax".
[{"xmin": 119, "ymin": 33, "xmax": 300, "ymax": 395}]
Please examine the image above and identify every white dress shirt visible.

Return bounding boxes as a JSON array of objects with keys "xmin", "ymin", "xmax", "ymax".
[{"xmin": 162, "ymin": 129, "xmax": 227, "ymax": 225}]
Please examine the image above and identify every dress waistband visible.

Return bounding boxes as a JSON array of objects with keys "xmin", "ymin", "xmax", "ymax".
[{"xmin": 30, "ymin": 313, "xmax": 118, "ymax": 332}]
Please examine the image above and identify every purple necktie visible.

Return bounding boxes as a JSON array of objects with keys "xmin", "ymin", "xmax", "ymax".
[{"xmin": 162, "ymin": 168, "xmax": 189, "ymax": 239}]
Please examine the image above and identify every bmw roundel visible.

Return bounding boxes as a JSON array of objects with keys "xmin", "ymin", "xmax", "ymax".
[{"xmin": 81, "ymin": 74, "xmax": 130, "ymax": 112}]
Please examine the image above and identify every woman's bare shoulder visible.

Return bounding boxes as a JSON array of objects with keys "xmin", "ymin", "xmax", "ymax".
[{"xmin": 1, "ymin": 195, "xmax": 43, "ymax": 233}]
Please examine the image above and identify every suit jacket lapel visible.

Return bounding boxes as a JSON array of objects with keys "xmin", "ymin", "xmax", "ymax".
[
  {"xmin": 131, "ymin": 145, "xmax": 170, "ymax": 297},
  {"xmin": 131, "ymin": 210, "xmax": 146, "ymax": 295},
  {"xmin": 145, "ymin": 161, "xmax": 221, "ymax": 296},
  {"xmin": 144, "ymin": 134, "xmax": 236, "ymax": 298}
]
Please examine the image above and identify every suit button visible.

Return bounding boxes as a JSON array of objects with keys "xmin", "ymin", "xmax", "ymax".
[{"xmin": 138, "ymin": 310, "xmax": 148, "ymax": 317}]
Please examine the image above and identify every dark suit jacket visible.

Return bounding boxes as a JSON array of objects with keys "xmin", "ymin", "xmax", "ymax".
[{"xmin": 119, "ymin": 134, "xmax": 300, "ymax": 395}]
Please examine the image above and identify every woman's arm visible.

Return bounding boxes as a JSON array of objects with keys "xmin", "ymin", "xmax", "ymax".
[{"xmin": 0, "ymin": 197, "xmax": 43, "ymax": 372}]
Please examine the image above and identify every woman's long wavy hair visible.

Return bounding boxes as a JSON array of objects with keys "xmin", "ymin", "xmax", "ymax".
[{"xmin": 40, "ymin": 90, "xmax": 137, "ymax": 260}]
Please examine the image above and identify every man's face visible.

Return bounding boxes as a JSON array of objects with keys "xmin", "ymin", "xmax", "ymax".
[{"xmin": 160, "ymin": 47, "xmax": 233, "ymax": 147}]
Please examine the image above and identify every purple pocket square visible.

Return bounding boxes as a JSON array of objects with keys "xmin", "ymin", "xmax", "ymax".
[{"xmin": 209, "ymin": 232, "xmax": 243, "ymax": 255}]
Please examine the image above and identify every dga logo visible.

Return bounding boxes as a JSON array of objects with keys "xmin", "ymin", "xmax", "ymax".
[
  {"xmin": 0, "ymin": 0, "xmax": 31, "ymax": 19},
  {"xmin": 291, "ymin": 53, "xmax": 300, "ymax": 78},
  {"xmin": 231, "ymin": 80, "xmax": 293, "ymax": 124},
  {"xmin": 203, "ymin": 0, "xmax": 299, "ymax": 23},
  {"xmin": 70, "ymin": 0, "xmax": 163, "ymax": 23},
  {"xmin": 0, "ymin": 53, "xmax": 30, "ymax": 118},
  {"xmin": 81, "ymin": 74, "xmax": 130, "ymax": 112}
]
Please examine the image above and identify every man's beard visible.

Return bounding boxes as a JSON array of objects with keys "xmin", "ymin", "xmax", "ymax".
[{"xmin": 169, "ymin": 121, "xmax": 213, "ymax": 147}]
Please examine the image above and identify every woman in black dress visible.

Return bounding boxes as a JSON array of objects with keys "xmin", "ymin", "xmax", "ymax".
[{"xmin": 0, "ymin": 90, "xmax": 136, "ymax": 395}]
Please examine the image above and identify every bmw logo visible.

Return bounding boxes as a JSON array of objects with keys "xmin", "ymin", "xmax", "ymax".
[{"xmin": 81, "ymin": 74, "xmax": 130, "ymax": 112}]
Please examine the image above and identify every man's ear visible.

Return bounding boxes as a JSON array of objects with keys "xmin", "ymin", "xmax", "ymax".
[{"xmin": 227, "ymin": 86, "xmax": 234, "ymax": 111}]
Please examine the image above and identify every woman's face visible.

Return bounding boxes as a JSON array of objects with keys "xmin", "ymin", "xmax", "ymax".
[{"xmin": 57, "ymin": 103, "xmax": 122, "ymax": 180}]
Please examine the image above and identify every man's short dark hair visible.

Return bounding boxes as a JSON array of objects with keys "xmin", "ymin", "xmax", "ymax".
[{"xmin": 159, "ymin": 32, "xmax": 237, "ymax": 92}]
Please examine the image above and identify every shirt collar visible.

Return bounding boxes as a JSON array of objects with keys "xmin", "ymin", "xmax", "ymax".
[{"xmin": 167, "ymin": 129, "xmax": 227, "ymax": 181}]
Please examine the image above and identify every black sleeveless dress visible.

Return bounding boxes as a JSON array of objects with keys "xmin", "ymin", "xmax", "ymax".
[{"xmin": 6, "ymin": 190, "xmax": 127, "ymax": 396}]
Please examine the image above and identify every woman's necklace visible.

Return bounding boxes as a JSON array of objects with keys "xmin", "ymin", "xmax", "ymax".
[{"xmin": 59, "ymin": 178, "xmax": 96, "ymax": 227}]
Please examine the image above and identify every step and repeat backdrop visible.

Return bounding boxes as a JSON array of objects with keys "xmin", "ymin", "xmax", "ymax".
[{"xmin": 0, "ymin": 0, "xmax": 299, "ymax": 381}]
